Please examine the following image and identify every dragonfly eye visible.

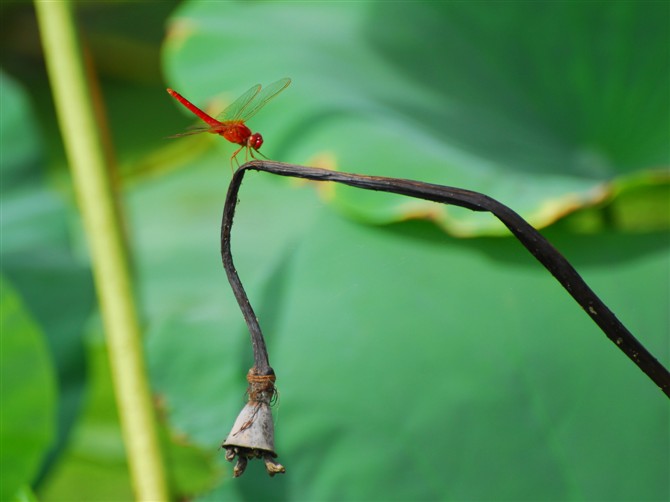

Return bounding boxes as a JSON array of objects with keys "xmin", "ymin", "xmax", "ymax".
[{"xmin": 249, "ymin": 133, "xmax": 263, "ymax": 150}]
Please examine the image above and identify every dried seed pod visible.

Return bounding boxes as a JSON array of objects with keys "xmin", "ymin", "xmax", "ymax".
[
  {"xmin": 222, "ymin": 367, "xmax": 285, "ymax": 477},
  {"xmin": 223, "ymin": 401, "xmax": 276, "ymax": 453}
]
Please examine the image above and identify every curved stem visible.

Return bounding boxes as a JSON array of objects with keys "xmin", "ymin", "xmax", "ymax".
[
  {"xmin": 34, "ymin": 2, "xmax": 169, "ymax": 499},
  {"xmin": 221, "ymin": 160, "xmax": 670, "ymax": 398},
  {"xmin": 220, "ymin": 171, "xmax": 272, "ymax": 374}
]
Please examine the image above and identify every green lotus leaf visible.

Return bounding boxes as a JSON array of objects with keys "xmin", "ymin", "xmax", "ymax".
[{"xmin": 163, "ymin": 1, "xmax": 669, "ymax": 235}]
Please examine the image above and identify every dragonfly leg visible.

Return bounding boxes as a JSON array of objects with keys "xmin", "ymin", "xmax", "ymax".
[
  {"xmin": 230, "ymin": 145, "xmax": 245, "ymax": 172},
  {"xmin": 251, "ymin": 149, "xmax": 269, "ymax": 160}
]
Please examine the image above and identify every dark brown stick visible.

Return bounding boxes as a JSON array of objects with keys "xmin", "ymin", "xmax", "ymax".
[
  {"xmin": 220, "ymin": 160, "xmax": 670, "ymax": 398},
  {"xmin": 220, "ymin": 168, "xmax": 272, "ymax": 375}
]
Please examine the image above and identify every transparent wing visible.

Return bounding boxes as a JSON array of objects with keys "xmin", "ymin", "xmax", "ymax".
[
  {"xmin": 216, "ymin": 84, "xmax": 262, "ymax": 122},
  {"xmin": 222, "ymin": 78, "xmax": 291, "ymax": 123},
  {"xmin": 166, "ymin": 124, "xmax": 213, "ymax": 138}
]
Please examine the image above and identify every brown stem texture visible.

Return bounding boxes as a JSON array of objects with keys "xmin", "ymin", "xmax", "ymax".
[{"xmin": 220, "ymin": 160, "xmax": 670, "ymax": 398}]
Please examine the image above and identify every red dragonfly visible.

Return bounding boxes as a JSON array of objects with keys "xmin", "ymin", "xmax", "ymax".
[{"xmin": 167, "ymin": 78, "xmax": 291, "ymax": 168}]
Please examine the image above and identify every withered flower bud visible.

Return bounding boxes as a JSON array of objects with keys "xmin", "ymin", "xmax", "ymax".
[{"xmin": 222, "ymin": 368, "xmax": 285, "ymax": 477}]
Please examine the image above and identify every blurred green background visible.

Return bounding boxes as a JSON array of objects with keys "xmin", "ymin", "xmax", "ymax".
[{"xmin": 1, "ymin": 1, "xmax": 668, "ymax": 501}]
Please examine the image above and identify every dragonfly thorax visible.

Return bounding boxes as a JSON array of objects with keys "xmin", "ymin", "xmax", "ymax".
[{"xmin": 221, "ymin": 123, "xmax": 252, "ymax": 146}]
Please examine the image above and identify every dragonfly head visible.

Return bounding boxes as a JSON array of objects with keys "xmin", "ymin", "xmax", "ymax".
[{"xmin": 248, "ymin": 132, "xmax": 263, "ymax": 151}]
